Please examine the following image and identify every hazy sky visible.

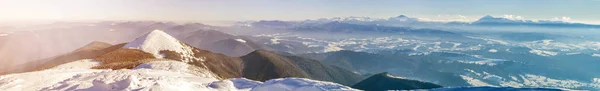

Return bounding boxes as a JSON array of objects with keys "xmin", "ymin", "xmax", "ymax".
[{"xmin": 1, "ymin": 0, "xmax": 599, "ymax": 24}]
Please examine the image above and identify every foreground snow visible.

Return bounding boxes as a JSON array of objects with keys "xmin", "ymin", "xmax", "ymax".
[
  {"xmin": 253, "ymin": 78, "xmax": 358, "ymax": 91},
  {"xmin": 0, "ymin": 61, "xmax": 358, "ymax": 91}
]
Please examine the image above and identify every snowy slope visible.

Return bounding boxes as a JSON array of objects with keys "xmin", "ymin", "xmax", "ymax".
[
  {"xmin": 0, "ymin": 60, "xmax": 358, "ymax": 91},
  {"xmin": 252, "ymin": 78, "xmax": 359, "ymax": 91},
  {"xmin": 134, "ymin": 61, "xmax": 219, "ymax": 79},
  {"xmin": 123, "ymin": 30, "xmax": 201, "ymax": 63},
  {"xmin": 50, "ymin": 59, "xmax": 100, "ymax": 69}
]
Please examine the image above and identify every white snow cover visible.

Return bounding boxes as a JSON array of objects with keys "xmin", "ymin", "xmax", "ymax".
[
  {"xmin": 324, "ymin": 43, "xmax": 344, "ymax": 52},
  {"xmin": 123, "ymin": 30, "xmax": 202, "ymax": 63},
  {"xmin": 251, "ymin": 78, "xmax": 359, "ymax": 91},
  {"xmin": 228, "ymin": 78, "xmax": 263, "ymax": 90},
  {"xmin": 0, "ymin": 60, "xmax": 357, "ymax": 91},
  {"xmin": 592, "ymin": 54, "xmax": 600, "ymax": 57},
  {"xmin": 461, "ymin": 69, "xmax": 600, "ymax": 90},
  {"xmin": 460, "ymin": 75, "xmax": 493, "ymax": 86},
  {"xmin": 529, "ymin": 49, "xmax": 558, "ymax": 56},
  {"xmin": 0, "ymin": 69, "xmax": 103, "ymax": 91},
  {"xmin": 235, "ymin": 39, "xmax": 247, "ymax": 43},
  {"xmin": 51, "ymin": 59, "xmax": 100, "ymax": 69},
  {"xmin": 134, "ymin": 61, "xmax": 219, "ymax": 79},
  {"xmin": 591, "ymin": 78, "xmax": 600, "ymax": 88},
  {"xmin": 488, "ymin": 49, "xmax": 498, "ymax": 53}
]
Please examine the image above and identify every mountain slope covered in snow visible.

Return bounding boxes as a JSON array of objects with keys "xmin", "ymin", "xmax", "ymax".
[
  {"xmin": 121, "ymin": 30, "xmax": 243, "ymax": 79},
  {"xmin": 0, "ymin": 60, "xmax": 358, "ymax": 91},
  {"xmin": 0, "ymin": 29, "xmax": 360, "ymax": 91}
]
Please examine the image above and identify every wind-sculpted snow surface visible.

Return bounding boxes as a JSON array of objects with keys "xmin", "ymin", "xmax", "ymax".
[
  {"xmin": 134, "ymin": 61, "xmax": 219, "ymax": 78},
  {"xmin": 0, "ymin": 61, "xmax": 358, "ymax": 91}
]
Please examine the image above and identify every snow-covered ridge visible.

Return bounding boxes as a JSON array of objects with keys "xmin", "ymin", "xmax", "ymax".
[
  {"xmin": 123, "ymin": 30, "xmax": 202, "ymax": 63},
  {"xmin": 0, "ymin": 61, "xmax": 357, "ymax": 91},
  {"xmin": 50, "ymin": 59, "xmax": 100, "ymax": 69}
]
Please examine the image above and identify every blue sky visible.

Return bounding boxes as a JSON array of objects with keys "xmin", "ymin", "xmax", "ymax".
[{"xmin": 1, "ymin": 0, "xmax": 598, "ymax": 24}]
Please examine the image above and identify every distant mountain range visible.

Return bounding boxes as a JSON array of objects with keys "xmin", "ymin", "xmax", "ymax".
[
  {"xmin": 470, "ymin": 15, "xmax": 600, "ymax": 28},
  {"xmin": 240, "ymin": 15, "xmax": 600, "ymax": 29}
]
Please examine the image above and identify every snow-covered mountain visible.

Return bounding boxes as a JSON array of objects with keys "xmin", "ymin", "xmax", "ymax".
[
  {"xmin": 123, "ymin": 30, "xmax": 201, "ymax": 63},
  {"xmin": 0, "ymin": 22, "xmax": 260, "ymax": 75},
  {"xmin": 119, "ymin": 30, "xmax": 244, "ymax": 79},
  {"xmin": 0, "ymin": 29, "xmax": 360, "ymax": 91},
  {"xmin": 0, "ymin": 60, "xmax": 358, "ymax": 91}
]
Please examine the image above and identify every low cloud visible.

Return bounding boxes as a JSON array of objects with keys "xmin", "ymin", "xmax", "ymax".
[
  {"xmin": 553, "ymin": 16, "xmax": 571, "ymax": 21},
  {"xmin": 417, "ymin": 14, "xmax": 472, "ymax": 22},
  {"xmin": 502, "ymin": 14, "xmax": 525, "ymax": 20}
]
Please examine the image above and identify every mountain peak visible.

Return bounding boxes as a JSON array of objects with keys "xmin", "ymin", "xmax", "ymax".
[
  {"xmin": 123, "ymin": 30, "xmax": 195, "ymax": 61},
  {"xmin": 474, "ymin": 15, "xmax": 517, "ymax": 23},
  {"xmin": 476, "ymin": 15, "xmax": 505, "ymax": 21},
  {"xmin": 73, "ymin": 41, "xmax": 112, "ymax": 52},
  {"xmin": 481, "ymin": 15, "xmax": 495, "ymax": 19},
  {"xmin": 396, "ymin": 15, "xmax": 408, "ymax": 18}
]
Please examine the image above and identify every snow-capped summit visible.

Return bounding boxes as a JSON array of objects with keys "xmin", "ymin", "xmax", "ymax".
[
  {"xmin": 389, "ymin": 15, "xmax": 419, "ymax": 22},
  {"xmin": 123, "ymin": 30, "xmax": 201, "ymax": 63},
  {"xmin": 480, "ymin": 15, "xmax": 494, "ymax": 19},
  {"xmin": 396, "ymin": 15, "xmax": 409, "ymax": 18},
  {"xmin": 473, "ymin": 15, "xmax": 527, "ymax": 24}
]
